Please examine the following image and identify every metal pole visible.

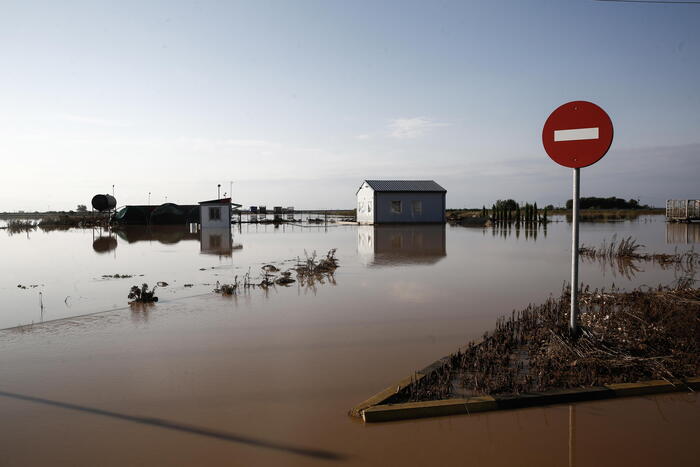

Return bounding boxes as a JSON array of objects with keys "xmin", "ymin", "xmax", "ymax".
[
  {"xmin": 571, "ymin": 168, "xmax": 580, "ymax": 335},
  {"xmin": 218, "ymin": 184, "xmax": 221, "ymax": 200}
]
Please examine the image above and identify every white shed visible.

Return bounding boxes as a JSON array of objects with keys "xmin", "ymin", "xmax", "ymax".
[
  {"xmin": 356, "ymin": 180, "xmax": 446, "ymax": 224},
  {"xmin": 199, "ymin": 198, "xmax": 231, "ymax": 228}
]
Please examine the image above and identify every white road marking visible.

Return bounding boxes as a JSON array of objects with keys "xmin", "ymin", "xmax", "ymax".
[{"xmin": 554, "ymin": 127, "xmax": 599, "ymax": 142}]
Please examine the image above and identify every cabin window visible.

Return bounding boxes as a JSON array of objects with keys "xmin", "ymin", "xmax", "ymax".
[
  {"xmin": 391, "ymin": 201, "xmax": 402, "ymax": 214},
  {"xmin": 368, "ymin": 201, "xmax": 372, "ymax": 213},
  {"xmin": 412, "ymin": 200, "xmax": 422, "ymax": 215},
  {"xmin": 358, "ymin": 201, "xmax": 364, "ymax": 213},
  {"xmin": 209, "ymin": 207, "xmax": 221, "ymax": 220}
]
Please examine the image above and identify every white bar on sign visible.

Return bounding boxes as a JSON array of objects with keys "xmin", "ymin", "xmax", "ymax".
[{"xmin": 554, "ymin": 127, "xmax": 599, "ymax": 142}]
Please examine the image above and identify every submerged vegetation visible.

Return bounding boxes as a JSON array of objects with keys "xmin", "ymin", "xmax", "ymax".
[
  {"xmin": 579, "ymin": 235, "xmax": 699, "ymax": 277},
  {"xmin": 215, "ymin": 249, "xmax": 339, "ymax": 295},
  {"xmin": 390, "ymin": 282, "xmax": 699, "ymax": 402},
  {"xmin": 3, "ymin": 214, "xmax": 109, "ymax": 233},
  {"xmin": 5, "ymin": 219, "xmax": 38, "ymax": 234},
  {"xmin": 128, "ymin": 283, "xmax": 159, "ymax": 303},
  {"xmin": 38, "ymin": 214, "xmax": 108, "ymax": 229}
]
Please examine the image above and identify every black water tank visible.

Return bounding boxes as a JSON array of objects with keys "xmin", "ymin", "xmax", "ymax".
[{"xmin": 91, "ymin": 194, "xmax": 117, "ymax": 212}]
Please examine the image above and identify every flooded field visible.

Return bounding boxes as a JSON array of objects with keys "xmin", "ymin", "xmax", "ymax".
[{"xmin": 1, "ymin": 216, "xmax": 698, "ymax": 466}]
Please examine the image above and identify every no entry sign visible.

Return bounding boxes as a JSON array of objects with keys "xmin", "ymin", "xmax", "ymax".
[
  {"xmin": 542, "ymin": 101, "xmax": 613, "ymax": 168},
  {"xmin": 542, "ymin": 100, "xmax": 613, "ymax": 337}
]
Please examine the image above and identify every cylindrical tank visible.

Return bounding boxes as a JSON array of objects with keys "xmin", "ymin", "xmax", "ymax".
[{"xmin": 92, "ymin": 194, "xmax": 117, "ymax": 212}]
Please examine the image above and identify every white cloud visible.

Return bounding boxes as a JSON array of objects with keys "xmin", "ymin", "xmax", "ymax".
[
  {"xmin": 355, "ymin": 134, "xmax": 371, "ymax": 140},
  {"xmin": 56, "ymin": 113, "xmax": 131, "ymax": 127},
  {"xmin": 388, "ymin": 117, "xmax": 447, "ymax": 139}
]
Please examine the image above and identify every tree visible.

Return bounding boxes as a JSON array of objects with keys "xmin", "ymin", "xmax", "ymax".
[
  {"xmin": 565, "ymin": 197, "xmax": 648, "ymax": 210},
  {"xmin": 76, "ymin": 204, "xmax": 88, "ymax": 212},
  {"xmin": 495, "ymin": 199, "xmax": 518, "ymax": 211}
]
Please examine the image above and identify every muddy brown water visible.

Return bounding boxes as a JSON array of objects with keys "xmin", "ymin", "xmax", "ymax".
[{"xmin": 0, "ymin": 217, "xmax": 698, "ymax": 466}]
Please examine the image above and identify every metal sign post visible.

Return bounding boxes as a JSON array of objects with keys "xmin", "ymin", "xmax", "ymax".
[
  {"xmin": 542, "ymin": 101, "xmax": 613, "ymax": 336},
  {"xmin": 571, "ymin": 168, "xmax": 580, "ymax": 334}
]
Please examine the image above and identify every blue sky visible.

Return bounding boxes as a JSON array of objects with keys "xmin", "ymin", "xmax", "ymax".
[{"xmin": 1, "ymin": 0, "xmax": 698, "ymax": 210}]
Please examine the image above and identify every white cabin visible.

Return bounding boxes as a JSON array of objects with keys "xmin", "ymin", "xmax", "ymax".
[{"xmin": 199, "ymin": 198, "xmax": 231, "ymax": 228}]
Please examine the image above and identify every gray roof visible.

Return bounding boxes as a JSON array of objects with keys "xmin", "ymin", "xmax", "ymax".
[{"xmin": 362, "ymin": 180, "xmax": 446, "ymax": 193}]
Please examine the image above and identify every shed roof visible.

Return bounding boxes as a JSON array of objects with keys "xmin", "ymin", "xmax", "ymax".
[
  {"xmin": 199, "ymin": 198, "xmax": 231, "ymax": 205},
  {"xmin": 361, "ymin": 180, "xmax": 446, "ymax": 193}
]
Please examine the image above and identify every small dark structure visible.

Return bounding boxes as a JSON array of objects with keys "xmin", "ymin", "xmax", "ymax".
[
  {"xmin": 112, "ymin": 204, "xmax": 200, "ymax": 225},
  {"xmin": 112, "ymin": 206, "xmax": 154, "ymax": 224},
  {"xmin": 91, "ymin": 194, "xmax": 117, "ymax": 212},
  {"xmin": 150, "ymin": 203, "xmax": 199, "ymax": 225}
]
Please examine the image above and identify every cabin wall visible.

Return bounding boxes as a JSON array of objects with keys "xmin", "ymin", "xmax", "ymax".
[
  {"xmin": 375, "ymin": 192, "xmax": 445, "ymax": 223},
  {"xmin": 200, "ymin": 204, "xmax": 231, "ymax": 228},
  {"xmin": 356, "ymin": 183, "xmax": 375, "ymax": 224}
]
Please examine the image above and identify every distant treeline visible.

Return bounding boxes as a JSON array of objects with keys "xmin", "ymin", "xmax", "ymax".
[{"xmin": 564, "ymin": 197, "xmax": 650, "ymax": 210}]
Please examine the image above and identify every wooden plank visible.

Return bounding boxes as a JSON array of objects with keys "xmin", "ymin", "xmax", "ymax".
[{"xmin": 362, "ymin": 396, "xmax": 497, "ymax": 422}]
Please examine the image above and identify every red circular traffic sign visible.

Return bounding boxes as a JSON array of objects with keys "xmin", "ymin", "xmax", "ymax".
[{"xmin": 542, "ymin": 101, "xmax": 613, "ymax": 168}]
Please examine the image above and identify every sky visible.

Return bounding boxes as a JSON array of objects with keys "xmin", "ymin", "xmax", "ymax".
[{"xmin": 1, "ymin": 0, "xmax": 698, "ymax": 211}]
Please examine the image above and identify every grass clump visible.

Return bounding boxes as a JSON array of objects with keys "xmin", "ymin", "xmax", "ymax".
[{"xmin": 128, "ymin": 283, "xmax": 158, "ymax": 303}]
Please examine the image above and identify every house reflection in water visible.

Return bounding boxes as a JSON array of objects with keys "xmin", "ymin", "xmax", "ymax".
[
  {"xmin": 666, "ymin": 222, "xmax": 700, "ymax": 244},
  {"xmin": 108, "ymin": 225, "xmax": 242, "ymax": 256},
  {"xmin": 357, "ymin": 225, "xmax": 446, "ymax": 266},
  {"xmin": 200, "ymin": 227, "xmax": 242, "ymax": 257},
  {"xmin": 114, "ymin": 225, "xmax": 200, "ymax": 244}
]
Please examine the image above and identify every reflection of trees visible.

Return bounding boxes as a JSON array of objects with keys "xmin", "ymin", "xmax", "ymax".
[{"xmin": 491, "ymin": 221, "xmax": 547, "ymax": 241}]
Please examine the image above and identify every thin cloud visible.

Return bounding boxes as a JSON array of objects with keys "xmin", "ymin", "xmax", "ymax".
[
  {"xmin": 57, "ymin": 113, "xmax": 130, "ymax": 127},
  {"xmin": 388, "ymin": 117, "xmax": 448, "ymax": 139}
]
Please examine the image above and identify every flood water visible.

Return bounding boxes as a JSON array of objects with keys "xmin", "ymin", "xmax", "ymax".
[{"xmin": 1, "ymin": 216, "xmax": 698, "ymax": 466}]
